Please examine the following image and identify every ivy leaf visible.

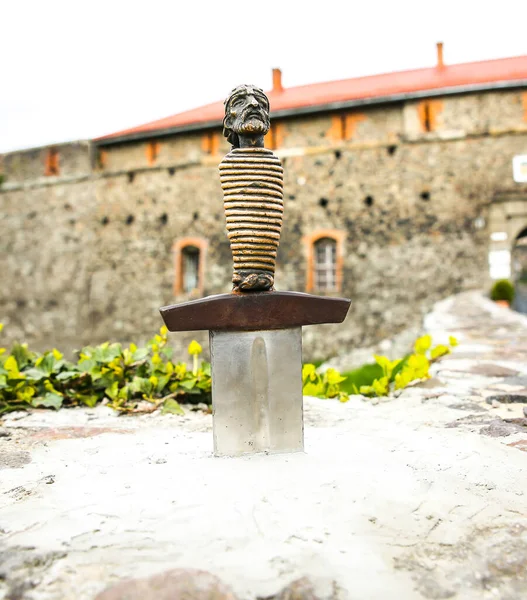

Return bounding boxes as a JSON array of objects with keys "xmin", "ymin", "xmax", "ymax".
[
  {"xmin": 180, "ymin": 378, "xmax": 197, "ymax": 390},
  {"xmin": 162, "ymin": 398, "xmax": 184, "ymax": 416},
  {"xmin": 11, "ymin": 343, "xmax": 33, "ymax": 370},
  {"xmin": 197, "ymin": 379, "xmax": 211, "ymax": 391},
  {"xmin": 56, "ymin": 370, "xmax": 82, "ymax": 381},
  {"xmin": 160, "ymin": 346, "xmax": 173, "ymax": 360},
  {"xmin": 302, "ymin": 364, "xmax": 317, "ymax": 383},
  {"xmin": 131, "ymin": 347, "xmax": 149, "ymax": 362},
  {"xmin": 105, "ymin": 381, "xmax": 119, "ymax": 401},
  {"xmin": 325, "ymin": 368, "xmax": 347, "ymax": 385},
  {"xmin": 32, "ymin": 393, "xmax": 63, "ymax": 410},
  {"xmin": 4, "ymin": 356, "xmax": 21, "ymax": 379},
  {"xmin": 155, "ymin": 375, "xmax": 170, "ymax": 394},
  {"xmin": 373, "ymin": 355, "xmax": 401, "ymax": 379},
  {"xmin": 130, "ymin": 376, "xmax": 153, "ymax": 396},
  {"xmin": 77, "ymin": 394, "xmax": 99, "ymax": 408},
  {"xmin": 372, "ymin": 377, "xmax": 389, "ymax": 396},
  {"xmin": 77, "ymin": 359, "xmax": 96, "ymax": 373},
  {"xmin": 34, "ymin": 354, "xmax": 57, "ymax": 376},
  {"xmin": 303, "ymin": 381, "xmax": 324, "ymax": 397},
  {"xmin": 200, "ymin": 361, "xmax": 211, "ymax": 377},
  {"xmin": 24, "ymin": 368, "xmax": 48, "ymax": 381},
  {"xmin": 394, "ymin": 369, "xmax": 414, "ymax": 390},
  {"xmin": 359, "ymin": 384, "xmax": 375, "ymax": 396},
  {"xmin": 92, "ymin": 343, "xmax": 122, "ymax": 364}
]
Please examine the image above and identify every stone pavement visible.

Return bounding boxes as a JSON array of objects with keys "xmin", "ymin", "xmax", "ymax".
[{"xmin": 1, "ymin": 291, "xmax": 526, "ymax": 600}]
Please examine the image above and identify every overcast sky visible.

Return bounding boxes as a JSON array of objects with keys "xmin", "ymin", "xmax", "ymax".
[{"xmin": 2, "ymin": 0, "xmax": 527, "ymax": 153}]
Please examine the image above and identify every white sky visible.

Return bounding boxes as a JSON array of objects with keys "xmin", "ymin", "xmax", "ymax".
[{"xmin": 2, "ymin": 0, "xmax": 527, "ymax": 153}]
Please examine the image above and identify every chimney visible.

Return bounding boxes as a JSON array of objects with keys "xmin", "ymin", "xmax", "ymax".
[
  {"xmin": 436, "ymin": 42, "xmax": 444, "ymax": 69},
  {"xmin": 272, "ymin": 68, "xmax": 283, "ymax": 93}
]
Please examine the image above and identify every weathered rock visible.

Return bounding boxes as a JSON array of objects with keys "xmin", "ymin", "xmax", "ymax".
[
  {"xmin": 465, "ymin": 364, "xmax": 520, "ymax": 378},
  {"xmin": 0, "ymin": 450, "xmax": 31, "ymax": 469},
  {"xmin": 480, "ymin": 419, "xmax": 527, "ymax": 437},
  {"xmin": 447, "ymin": 402, "xmax": 487, "ymax": 412},
  {"xmin": 95, "ymin": 568, "xmax": 238, "ymax": 600},
  {"xmin": 261, "ymin": 577, "xmax": 321, "ymax": 600},
  {"xmin": 486, "ymin": 394, "xmax": 527, "ymax": 404}
]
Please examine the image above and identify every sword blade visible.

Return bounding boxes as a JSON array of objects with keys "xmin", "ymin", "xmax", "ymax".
[{"xmin": 210, "ymin": 327, "xmax": 304, "ymax": 457}]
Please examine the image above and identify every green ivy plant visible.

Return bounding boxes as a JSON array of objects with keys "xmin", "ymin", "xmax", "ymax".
[
  {"xmin": 358, "ymin": 334, "xmax": 458, "ymax": 398},
  {"xmin": 0, "ymin": 324, "xmax": 211, "ymax": 415},
  {"xmin": 0, "ymin": 324, "xmax": 458, "ymax": 414},
  {"xmin": 302, "ymin": 364, "xmax": 349, "ymax": 402}
]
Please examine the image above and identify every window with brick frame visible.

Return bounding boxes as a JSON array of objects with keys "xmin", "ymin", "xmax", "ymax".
[
  {"xmin": 417, "ymin": 100, "xmax": 443, "ymax": 133},
  {"xmin": 201, "ymin": 131, "xmax": 220, "ymax": 155},
  {"xmin": 146, "ymin": 141, "xmax": 160, "ymax": 165},
  {"xmin": 314, "ymin": 238, "xmax": 337, "ymax": 292},
  {"xmin": 266, "ymin": 122, "xmax": 283, "ymax": 150},
  {"xmin": 97, "ymin": 149, "xmax": 108, "ymax": 170},
  {"xmin": 44, "ymin": 147, "xmax": 59, "ymax": 176},
  {"xmin": 330, "ymin": 113, "xmax": 366, "ymax": 141},
  {"xmin": 173, "ymin": 237, "xmax": 208, "ymax": 296},
  {"xmin": 303, "ymin": 229, "xmax": 345, "ymax": 294}
]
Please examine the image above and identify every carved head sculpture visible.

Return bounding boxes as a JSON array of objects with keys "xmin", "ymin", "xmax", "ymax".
[{"xmin": 222, "ymin": 84, "xmax": 271, "ymax": 148}]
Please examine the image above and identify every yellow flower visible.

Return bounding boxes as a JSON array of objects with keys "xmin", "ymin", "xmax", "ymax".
[
  {"xmin": 414, "ymin": 335, "xmax": 432, "ymax": 355},
  {"xmin": 302, "ymin": 364, "xmax": 317, "ymax": 382},
  {"xmin": 188, "ymin": 341, "xmax": 202, "ymax": 356}
]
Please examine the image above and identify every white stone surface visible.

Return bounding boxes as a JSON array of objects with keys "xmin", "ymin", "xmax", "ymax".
[{"xmin": 1, "ymin": 291, "xmax": 527, "ymax": 599}]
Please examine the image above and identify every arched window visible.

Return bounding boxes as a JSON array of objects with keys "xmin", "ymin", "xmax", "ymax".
[
  {"xmin": 314, "ymin": 238, "xmax": 337, "ymax": 291},
  {"xmin": 173, "ymin": 238, "xmax": 208, "ymax": 296},
  {"xmin": 303, "ymin": 229, "xmax": 345, "ymax": 294}
]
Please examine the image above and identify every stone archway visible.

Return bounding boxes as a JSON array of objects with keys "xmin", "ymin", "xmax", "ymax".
[
  {"xmin": 512, "ymin": 226, "xmax": 527, "ymax": 313},
  {"xmin": 488, "ymin": 194, "xmax": 527, "ymax": 282}
]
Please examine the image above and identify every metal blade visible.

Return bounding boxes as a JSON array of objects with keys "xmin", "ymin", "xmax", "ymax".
[{"xmin": 209, "ymin": 327, "xmax": 304, "ymax": 457}]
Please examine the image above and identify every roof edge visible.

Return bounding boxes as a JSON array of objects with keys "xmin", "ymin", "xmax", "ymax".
[{"xmin": 94, "ymin": 79, "xmax": 527, "ymax": 147}]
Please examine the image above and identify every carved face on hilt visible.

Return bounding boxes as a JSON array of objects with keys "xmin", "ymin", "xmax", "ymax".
[{"xmin": 223, "ymin": 85, "xmax": 270, "ymax": 148}]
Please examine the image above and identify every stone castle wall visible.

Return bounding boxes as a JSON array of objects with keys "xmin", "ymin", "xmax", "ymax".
[{"xmin": 1, "ymin": 89, "xmax": 527, "ymax": 359}]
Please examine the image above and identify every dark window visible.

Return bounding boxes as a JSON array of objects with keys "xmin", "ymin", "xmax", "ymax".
[
  {"xmin": 314, "ymin": 238, "xmax": 337, "ymax": 292},
  {"xmin": 181, "ymin": 246, "xmax": 200, "ymax": 293}
]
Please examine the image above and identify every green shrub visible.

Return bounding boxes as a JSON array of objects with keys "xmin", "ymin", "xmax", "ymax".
[
  {"xmin": 0, "ymin": 324, "xmax": 210, "ymax": 415},
  {"xmin": 357, "ymin": 334, "xmax": 458, "ymax": 398},
  {"xmin": 490, "ymin": 279, "xmax": 514, "ymax": 303},
  {"xmin": 0, "ymin": 324, "xmax": 351, "ymax": 414}
]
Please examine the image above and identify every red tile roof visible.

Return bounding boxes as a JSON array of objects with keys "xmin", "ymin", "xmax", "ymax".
[{"xmin": 97, "ymin": 54, "xmax": 527, "ymax": 143}]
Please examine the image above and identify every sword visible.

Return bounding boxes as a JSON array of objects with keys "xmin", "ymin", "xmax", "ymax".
[{"xmin": 159, "ymin": 83, "xmax": 350, "ymax": 457}]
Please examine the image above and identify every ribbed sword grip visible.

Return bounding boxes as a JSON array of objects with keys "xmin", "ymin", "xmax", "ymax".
[{"xmin": 219, "ymin": 147, "xmax": 284, "ymax": 292}]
